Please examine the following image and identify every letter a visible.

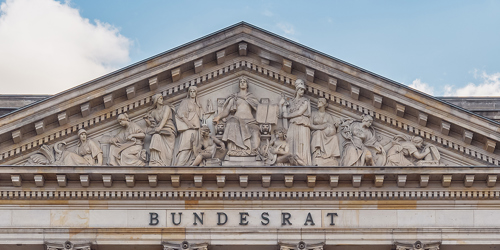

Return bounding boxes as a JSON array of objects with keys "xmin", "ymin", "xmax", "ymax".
[{"xmin": 304, "ymin": 212, "xmax": 315, "ymax": 226}]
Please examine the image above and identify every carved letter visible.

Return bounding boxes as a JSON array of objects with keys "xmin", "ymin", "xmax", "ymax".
[
  {"xmin": 217, "ymin": 212, "xmax": 228, "ymax": 225},
  {"xmin": 193, "ymin": 212, "xmax": 204, "ymax": 225},
  {"xmin": 239, "ymin": 212, "xmax": 249, "ymax": 225},
  {"xmin": 261, "ymin": 212, "xmax": 270, "ymax": 225},
  {"xmin": 304, "ymin": 212, "xmax": 315, "ymax": 226},
  {"xmin": 171, "ymin": 212, "xmax": 182, "ymax": 225},
  {"xmin": 327, "ymin": 213, "xmax": 338, "ymax": 225},
  {"xmin": 281, "ymin": 212, "xmax": 292, "ymax": 226},
  {"xmin": 149, "ymin": 212, "xmax": 159, "ymax": 226}
]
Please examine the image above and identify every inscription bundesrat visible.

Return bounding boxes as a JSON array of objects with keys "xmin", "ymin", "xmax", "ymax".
[{"xmin": 148, "ymin": 211, "xmax": 338, "ymax": 226}]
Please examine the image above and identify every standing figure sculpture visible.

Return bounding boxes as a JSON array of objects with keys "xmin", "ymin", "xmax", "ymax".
[
  {"xmin": 213, "ymin": 76, "xmax": 261, "ymax": 156},
  {"xmin": 386, "ymin": 135, "xmax": 431, "ymax": 166},
  {"xmin": 76, "ymin": 129, "xmax": 103, "ymax": 165},
  {"xmin": 174, "ymin": 86, "xmax": 204, "ymax": 166},
  {"xmin": 144, "ymin": 94, "xmax": 177, "ymax": 166},
  {"xmin": 109, "ymin": 113, "xmax": 146, "ymax": 166},
  {"xmin": 282, "ymin": 79, "xmax": 312, "ymax": 166},
  {"xmin": 310, "ymin": 98, "xmax": 341, "ymax": 166},
  {"xmin": 341, "ymin": 115, "xmax": 386, "ymax": 166}
]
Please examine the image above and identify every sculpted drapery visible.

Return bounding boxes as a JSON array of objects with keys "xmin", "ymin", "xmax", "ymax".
[
  {"xmin": 386, "ymin": 135, "xmax": 432, "ymax": 166},
  {"xmin": 109, "ymin": 113, "xmax": 146, "ymax": 166},
  {"xmin": 310, "ymin": 98, "xmax": 341, "ymax": 166},
  {"xmin": 145, "ymin": 94, "xmax": 177, "ymax": 166},
  {"xmin": 57, "ymin": 129, "xmax": 103, "ymax": 166},
  {"xmin": 174, "ymin": 86, "xmax": 204, "ymax": 166},
  {"xmin": 76, "ymin": 129, "xmax": 103, "ymax": 165},
  {"xmin": 341, "ymin": 115, "xmax": 386, "ymax": 166},
  {"xmin": 213, "ymin": 76, "xmax": 261, "ymax": 156},
  {"xmin": 26, "ymin": 77, "xmax": 444, "ymax": 167},
  {"xmin": 284, "ymin": 79, "xmax": 312, "ymax": 166}
]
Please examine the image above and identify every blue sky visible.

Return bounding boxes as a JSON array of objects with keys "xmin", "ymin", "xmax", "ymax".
[{"xmin": 0, "ymin": 0, "xmax": 499, "ymax": 95}]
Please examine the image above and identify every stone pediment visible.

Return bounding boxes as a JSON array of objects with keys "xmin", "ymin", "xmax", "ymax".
[{"xmin": 0, "ymin": 22, "xmax": 498, "ymax": 167}]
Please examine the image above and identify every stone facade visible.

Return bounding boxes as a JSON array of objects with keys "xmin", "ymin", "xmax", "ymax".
[{"xmin": 0, "ymin": 22, "xmax": 499, "ymax": 250}]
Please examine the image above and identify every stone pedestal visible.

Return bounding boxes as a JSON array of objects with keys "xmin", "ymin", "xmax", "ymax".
[{"xmin": 222, "ymin": 156, "xmax": 264, "ymax": 166}]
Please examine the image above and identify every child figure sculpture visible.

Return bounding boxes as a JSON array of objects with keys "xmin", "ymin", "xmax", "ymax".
[
  {"xmin": 191, "ymin": 125, "xmax": 226, "ymax": 166},
  {"xmin": 263, "ymin": 127, "xmax": 293, "ymax": 166}
]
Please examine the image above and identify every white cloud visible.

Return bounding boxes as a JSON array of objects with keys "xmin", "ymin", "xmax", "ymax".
[
  {"xmin": 445, "ymin": 71, "xmax": 500, "ymax": 96},
  {"xmin": 408, "ymin": 78, "xmax": 434, "ymax": 95},
  {"xmin": 276, "ymin": 22, "xmax": 295, "ymax": 35},
  {"xmin": 0, "ymin": 0, "xmax": 132, "ymax": 94}
]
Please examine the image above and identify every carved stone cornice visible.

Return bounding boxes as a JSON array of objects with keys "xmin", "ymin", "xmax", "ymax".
[
  {"xmin": 163, "ymin": 241, "xmax": 208, "ymax": 250},
  {"xmin": 46, "ymin": 241, "xmax": 91, "ymax": 250},
  {"xmin": 1, "ymin": 165, "xmax": 499, "ymax": 187},
  {"xmin": 1, "ymin": 61, "xmax": 497, "ymax": 167},
  {"xmin": 395, "ymin": 241, "xmax": 440, "ymax": 250},
  {"xmin": 1, "ymin": 23, "xmax": 499, "ymax": 169},
  {"xmin": 279, "ymin": 241, "xmax": 324, "ymax": 250}
]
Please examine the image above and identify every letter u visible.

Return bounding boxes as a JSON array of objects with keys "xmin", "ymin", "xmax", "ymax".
[{"xmin": 171, "ymin": 212, "xmax": 182, "ymax": 225}]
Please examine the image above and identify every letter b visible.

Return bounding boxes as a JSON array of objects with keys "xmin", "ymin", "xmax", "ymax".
[{"xmin": 149, "ymin": 212, "xmax": 159, "ymax": 226}]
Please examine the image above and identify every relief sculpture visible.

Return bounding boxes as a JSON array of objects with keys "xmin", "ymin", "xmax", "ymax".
[
  {"xmin": 26, "ymin": 142, "xmax": 70, "ymax": 166},
  {"xmin": 144, "ymin": 94, "xmax": 177, "ymax": 166},
  {"xmin": 61, "ymin": 129, "xmax": 103, "ymax": 166},
  {"xmin": 261, "ymin": 127, "xmax": 292, "ymax": 166},
  {"xmin": 174, "ymin": 86, "xmax": 203, "ymax": 166},
  {"xmin": 281, "ymin": 79, "xmax": 312, "ymax": 166},
  {"xmin": 75, "ymin": 129, "xmax": 103, "ymax": 165},
  {"xmin": 23, "ymin": 76, "xmax": 445, "ymax": 167},
  {"xmin": 415, "ymin": 140, "xmax": 442, "ymax": 166},
  {"xmin": 386, "ymin": 135, "xmax": 431, "ymax": 166},
  {"xmin": 213, "ymin": 76, "xmax": 261, "ymax": 156},
  {"xmin": 26, "ymin": 129, "xmax": 103, "ymax": 166},
  {"xmin": 109, "ymin": 113, "xmax": 146, "ymax": 166},
  {"xmin": 310, "ymin": 98, "xmax": 341, "ymax": 166},
  {"xmin": 341, "ymin": 115, "xmax": 386, "ymax": 166},
  {"xmin": 191, "ymin": 125, "xmax": 226, "ymax": 166}
]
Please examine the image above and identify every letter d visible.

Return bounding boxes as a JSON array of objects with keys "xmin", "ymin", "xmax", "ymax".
[{"xmin": 217, "ymin": 212, "xmax": 228, "ymax": 225}]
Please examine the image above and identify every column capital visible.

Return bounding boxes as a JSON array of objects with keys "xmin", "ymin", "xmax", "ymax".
[
  {"xmin": 46, "ymin": 241, "xmax": 91, "ymax": 250},
  {"xmin": 163, "ymin": 241, "xmax": 208, "ymax": 250},
  {"xmin": 394, "ymin": 241, "xmax": 440, "ymax": 250},
  {"xmin": 279, "ymin": 241, "xmax": 324, "ymax": 250}
]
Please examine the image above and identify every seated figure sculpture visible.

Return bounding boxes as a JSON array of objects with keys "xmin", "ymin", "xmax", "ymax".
[
  {"xmin": 191, "ymin": 125, "xmax": 226, "ymax": 166},
  {"xmin": 213, "ymin": 76, "xmax": 261, "ymax": 156},
  {"xmin": 310, "ymin": 98, "xmax": 341, "ymax": 166},
  {"xmin": 341, "ymin": 115, "xmax": 386, "ymax": 166},
  {"xmin": 75, "ymin": 129, "xmax": 103, "ymax": 166},
  {"xmin": 109, "ymin": 113, "xmax": 146, "ymax": 166},
  {"xmin": 60, "ymin": 129, "xmax": 103, "ymax": 166}
]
